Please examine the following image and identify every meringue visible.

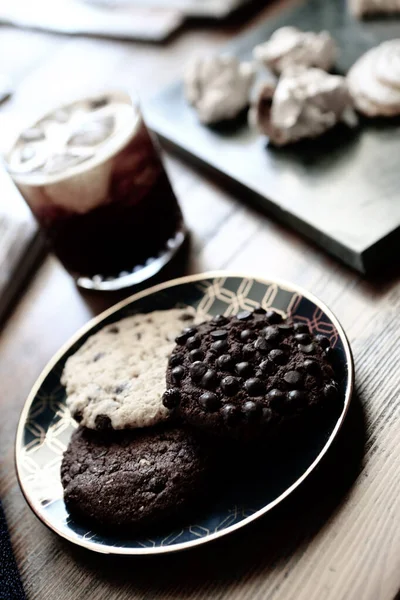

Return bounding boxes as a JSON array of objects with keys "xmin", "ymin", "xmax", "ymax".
[
  {"xmin": 253, "ymin": 26, "xmax": 337, "ymax": 75},
  {"xmin": 349, "ymin": 0, "xmax": 400, "ymax": 16},
  {"xmin": 347, "ymin": 40, "xmax": 400, "ymax": 117},
  {"xmin": 184, "ymin": 55, "xmax": 255, "ymax": 124},
  {"xmin": 249, "ymin": 67, "xmax": 357, "ymax": 146}
]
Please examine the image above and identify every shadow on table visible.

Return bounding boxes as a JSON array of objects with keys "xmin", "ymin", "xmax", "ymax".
[{"xmin": 63, "ymin": 391, "xmax": 367, "ymax": 596}]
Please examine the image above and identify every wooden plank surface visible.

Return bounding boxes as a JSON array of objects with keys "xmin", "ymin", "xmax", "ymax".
[{"xmin": 0, "ymin": 1, "xmax": 399, "ymax": 598}]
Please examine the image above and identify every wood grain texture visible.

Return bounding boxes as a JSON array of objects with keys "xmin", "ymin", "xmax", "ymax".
[{"xmin": 0, "ymin": 2, "xmax": 399, "ymax": 598}]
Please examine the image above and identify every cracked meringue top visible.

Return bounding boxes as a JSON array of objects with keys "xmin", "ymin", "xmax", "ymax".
[
  {"xmin": 184, "ymin": 55, "xmax": 255, "ymax": 124},
  {"xmin": 253, "ymin": 27, "xmax": 337, "ymax": 75},
  {"xmin": 249, "ymin": 67, "xmax": 357, "ymax": 146}
]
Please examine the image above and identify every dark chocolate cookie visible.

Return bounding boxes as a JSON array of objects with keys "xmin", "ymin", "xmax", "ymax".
[
  {"xmin": 164, "ymin": 309, "xmax": 340, "ymax": 440},
  {"xmin": 61, "ymin": 426, "xmax": 212, "ymax": 533}
]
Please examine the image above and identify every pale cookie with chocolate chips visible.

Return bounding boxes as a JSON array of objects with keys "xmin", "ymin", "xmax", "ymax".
[{"xmin": 62, "ymin": 308, "xmax": 196, "ymax": 430}]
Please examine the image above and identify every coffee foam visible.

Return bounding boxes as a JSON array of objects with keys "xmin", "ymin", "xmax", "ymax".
[{"xmin": 7, "ymin": 92, "xmax": 140, "ymax": 186}]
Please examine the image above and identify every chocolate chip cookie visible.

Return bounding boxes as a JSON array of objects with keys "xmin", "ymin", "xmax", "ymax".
[
  {"xmin": 61, "ymin": 426, "xmax": 212, "ymax": 533},
  {"xmin": 61, "ymin": 308, "xmax": 196, "ymax": 431},
  {"xmin": 163, "ymin": 308, "xmax": 340, "ymax": 440}
]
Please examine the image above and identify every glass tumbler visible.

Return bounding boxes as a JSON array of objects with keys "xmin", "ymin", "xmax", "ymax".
[{"xmin": 5, "ymin": 90, "xmax": 186, "ymax": 290}]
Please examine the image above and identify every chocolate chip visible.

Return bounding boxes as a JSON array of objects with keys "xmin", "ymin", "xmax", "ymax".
[
  {"xmin": 324, "ymin": 383, "xmax": 338, "ymax": 400},
  {"xmin": 315, "ymin": 334, "xmax": 330, "ymax": 349},
  {"xmin": 259, "ymin": 359, "xmax": 275, "ymax": 374},
  {"xmin": 243, "ymin": 344, "xmax": 256, "ymax": 360},
  {"xmin": 263, "ymin": 326, "xmax": 280, "ymax": 343},
  {"xmin": 277, "ymin": 323, "xmax": 293, "ymax": 332},
  {"xmin": 221, "ymin": 376, "xmax": 240, "ymax": 396},
  {"xmin": 73, "ymin": 411, "xmax": 83, "ymax": 423},
  {"xmin": 93, "ymin": 352, "xmax": 105, "ymax": 362},
  {"xmin": 114, "ymin": 384, "xmax": 127, "ymax": 394},
  {"xmin": 189, "ymin": 349, "xmax": 204, "ymax": 363},
  {"xmin": 240, "ymin": 329, "xmax": 253, "ymax": 342},
  {"xmin": 303, "ymin": 359, "xmax": 320, "ymax": 375},
  {"xmin": 180, "ymin": 312, "xmax": 195, "ymax": 322},
  {"xmin": 324, "ymin": 347, "xmax": 335, "ymax": 361},
  {"xmin": 325, "ymin": 364, "xmax": 335, "ymax": 378},
  {"xmin": 95, "ymin": 414, "xmax": 112, "ymax": 430},
  {"xmin": 213, "ymin": 315, "xmax": 228, "ymax": 325},
  {"xmin": 175, "ymin": 332, "xmax": 189, "ymax": 345},
  {"xmin": 265, "ymin": 311, "xmax": 283, "ymax": 324},
  {"xmin": 108, "ymin": 326, "xmax": 119, "ymax": 334},
  {"xmin": 235, "ymin": 362, "xmax": 253, "ymax": 378},
  {"xmin": 199, "ymin": 392, "xmax": 220, "ymax": 412},
  {"xmin": 236, "ymin": 310, "xmax": 252, "ymax": 321},
  {"xmin": 293, "ymin": 323, "xmax": 309, "ymax": 334},
  {"xmin": 243, "ymin": 401, "xmax": 261, "ymax": 421},
  {"xmin": 201, "ymin": 369, "xmax": 219, "ymax": 390},
  {"xmin": 269, "ymin": 349, "xmax": 288, "ymax": 365},
  {"xmin": 221, "ymin": 403, "xmax": 240, "ymax": 425},
  {"xmin": 149, "ymin": 477, "xmax": 166, "ymax": 494},
  {"xmin": 211, "ymin": 340, "xmax": 229, "ymax": 355},
  {"xmin": 211, "ymin": 329, "xmax": 228, "ymax": 340},
  {"xmin": 255, "ymin": 336, "xmax": 269, "ymax": 353},
  {"xmin": 244, "ymin": 378, "xmax": 265, "ymax": 397},
  {"xmin": 217, "ymin": 354, "xmax": 234, "ymax": 371},
  {"xmin": 186, "ymin": 335, "xmax": 201, "ymax": 350},
  {"xmin": 172, "ymin": 366, "xmax": 185, "ymax": 383},
  {"xmin": 295, "ymin": 333, "xmax": 311, "ymax": 344},
  {"xmin": 169, "ymin": 354, "xmax": 182, "ymax": 367},
  {"xmin": 162, "ymin": 388, "xmax": 181, "ymax": 409},
  {"xmin": 267, "ymin": 389, "xmax": 285, "ymax": 408},
  {"xmin": 253, "ymin": 306, "xmax": 266, "ymax": 315},
  {"xmin": 284, "ymin": 370, "xmax": 303, "ymax": 388},
  {"xmin": 287, "ymin": 390, "xmax": 307, "ymax": 406},
  {"xmin": 190, "ymin": 361, "xmax": 207, "ymax": 382},
  {"xmin": 183, "ymin": 327, "xmax": 197, "ymax": 336},
  {"xmin": 262, "ymin": 407, "xmax": 273, "ymax": 424},
  {"xmin": 298, "ymin": 343, "xmax": 316, "ymax": 355}
]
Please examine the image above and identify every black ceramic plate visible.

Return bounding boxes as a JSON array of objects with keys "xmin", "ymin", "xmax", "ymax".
[
  {"xmin": 16, "ymin": 272, "xmax": 353, "ymax": 555},
  {"xmin": 146, "ymin": 0, "xmax": 400, "ymax": 274}
]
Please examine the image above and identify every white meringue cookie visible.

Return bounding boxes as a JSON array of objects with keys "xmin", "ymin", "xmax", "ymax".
[
  {"xmin": 249, "ymin": 67, "xmax": 357, "ymax": 146},
  {"xmin": 349, "ymin": 0, "xmax": 400, "ymax": 16},
  {"xmin": 184, "ymin": 55, "xmax": 255, "ymax": 124},
  {"xmin": 347, "ymin": 40, "xmax": 400, "ymax": 116},
  {"xmin": 253, "ymin": 27, "xmax": 337, "ymax": 74}
]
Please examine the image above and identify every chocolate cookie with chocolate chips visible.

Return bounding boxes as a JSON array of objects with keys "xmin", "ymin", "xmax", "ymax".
[
  {"xmin": 61, "ymin": 426, "xmax": 212, "ymax": 533},
  {"xmin": 163, "ymin": 309, "xmax": 340, "ymax": 440}
]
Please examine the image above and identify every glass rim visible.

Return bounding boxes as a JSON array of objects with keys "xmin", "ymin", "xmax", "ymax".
[{"xmin": 5, "ymin": 89, "xmax": 142, "ymax": 187}]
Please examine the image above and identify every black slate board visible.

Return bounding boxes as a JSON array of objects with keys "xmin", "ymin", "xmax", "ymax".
[{"xmin": 146, "ymin": 0, "xmax": 400, "ymax": 274}]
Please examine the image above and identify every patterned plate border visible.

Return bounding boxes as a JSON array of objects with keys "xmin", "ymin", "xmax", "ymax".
[{"xmin": 15, "ymin": 271, "xmax": 354, "ymax": 555}]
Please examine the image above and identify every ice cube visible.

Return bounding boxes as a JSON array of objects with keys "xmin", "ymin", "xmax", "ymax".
[
  {"xmin": 67, "ymin": 115, "xmax": 115, "ymax": 147},
  {"xmin": 44, "ymin": 152, "xmax": 88, "ymax": 174},
  {"xmin": 19, "ymin": 146, "xmax": 36, "ymax": 163},
  {"xmin": 52, "ymin": 108, "xmax": 70, "ymax": 123},
  {"xmin": 20, "ymin": 128, "xmax": 45, "ymax": 143}
]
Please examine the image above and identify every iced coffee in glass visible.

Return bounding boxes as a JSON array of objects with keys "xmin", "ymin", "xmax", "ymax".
[{"xmin": 5, "ymin": 91, "xmax": 186, "ymax": 290}]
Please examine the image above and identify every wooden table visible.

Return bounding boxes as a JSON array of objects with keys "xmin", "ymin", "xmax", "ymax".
[{"xmin": 0, "ymin": 2, "xmax": 399, "ymax": 599}]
